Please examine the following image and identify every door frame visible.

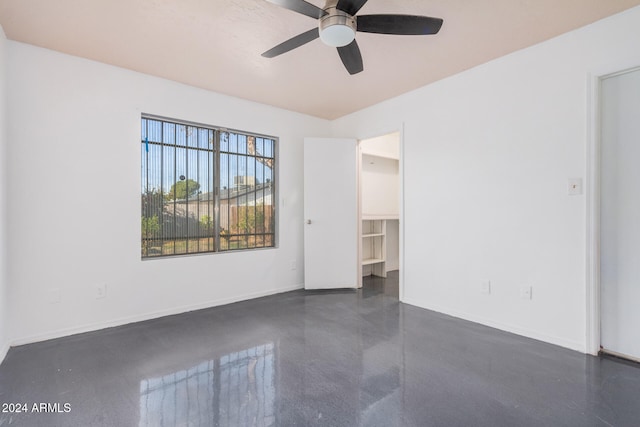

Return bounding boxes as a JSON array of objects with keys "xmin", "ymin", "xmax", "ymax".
[
  {"xmin": 356, "ymin": 124, "xmax": 406, "ymax": 300},
  {"xmin": 586, "ymin": 66, "xmax": 640, "ymax": 355}
]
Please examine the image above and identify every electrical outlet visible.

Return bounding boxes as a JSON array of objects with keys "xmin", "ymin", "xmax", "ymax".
[
  {"xmin": 481, "ymin": 281, "xmax": 491, "ymax": 295},
  {"xmin": 96, "ymin": 284, "xmax": 107, "ymax": 299},
  {"xmin": 520, "ymin": 285, "xmax": 532, "ymax": 300},
  {"xmin": 290, "ymin": 260, "xmax": 297, "ymax": 270}
]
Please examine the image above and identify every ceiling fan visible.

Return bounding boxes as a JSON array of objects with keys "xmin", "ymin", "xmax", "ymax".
[{"xmin": 261, "ymin": 0, "xmax": 443, "ymax": 75}]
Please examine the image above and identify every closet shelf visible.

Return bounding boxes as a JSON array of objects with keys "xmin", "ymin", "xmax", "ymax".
[
  {"xmin": 362, "ymin": 214, "xmax": 399, "ymax": 221},
  {"xmin": 361, "ymin": 218, "xmax": 387, "ymax": 278},
  {"xmin": 362, "ymin": 233, "xmax": 384, "ymax": 238}
]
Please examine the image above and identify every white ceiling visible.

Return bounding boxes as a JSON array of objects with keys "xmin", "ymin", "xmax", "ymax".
[{"xmin": 1, "ymin": 0, "xmax": 639, "ymax": 119}]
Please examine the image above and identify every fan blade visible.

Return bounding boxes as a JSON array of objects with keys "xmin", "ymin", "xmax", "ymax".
[
  {"xmin": 265, "ymin": 0, "xmax": 327, "ymax": 19},
  {"xmin": 337, "ymin": 40, "xmax": 363, "ymax": 75},
  {"xmin": 262, "ymin": 28, "xmax": 319, "ymax": 58},
  {"xmin": 357, "ymin": 14, "xmax": 443, "ymax": 35},
  {"xmin": 336, "ymin": 0, "xmax": 368, "ymax": 16}
]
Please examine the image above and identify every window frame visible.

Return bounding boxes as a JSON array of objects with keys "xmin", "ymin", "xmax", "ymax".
[{"xmin": 141, "ymin": 114, "xmax": 278, "ymax": 259}]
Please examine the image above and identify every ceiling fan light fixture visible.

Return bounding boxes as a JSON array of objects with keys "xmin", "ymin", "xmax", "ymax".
[{"xmin": 319, "ymin": 9, "xmax": 356, "ymax": 47}]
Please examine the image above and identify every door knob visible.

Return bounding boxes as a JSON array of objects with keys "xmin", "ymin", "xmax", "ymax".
[{"xmin": 306, "ymin": 219, "xmax": 312, "ymax": 224}]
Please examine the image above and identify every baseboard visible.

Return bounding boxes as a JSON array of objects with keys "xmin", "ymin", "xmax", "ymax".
[
  {"xmin": 402, "ymin": 297, "xmax": 585, "ymax": 353},
  {"xmin": 599, "ymin": 348, "xmax": 640, "ymax": 364},
  {"xmin": 11, "ymin": 283, "xmax": 304, "ymax": 347},
  {"xmin": 0, "ymin": 340, "xmax": 9, "ymax": 365}
]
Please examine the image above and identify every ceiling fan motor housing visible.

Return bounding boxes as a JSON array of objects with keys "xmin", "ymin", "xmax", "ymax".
[{"xmin": 319, "ymin": 7, "xmax": 356, "ymax": 47}]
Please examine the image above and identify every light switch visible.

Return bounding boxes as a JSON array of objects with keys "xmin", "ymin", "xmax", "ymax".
[{"xmin": 568, "ymin": 178, "xmax": 582, "ymax": 196}]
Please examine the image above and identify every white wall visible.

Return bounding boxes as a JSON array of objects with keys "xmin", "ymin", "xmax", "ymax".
[
  {"xmin": 386, "ymin": 220, "xmax": 399, "ymax": 272},
  {"xmin": 361, "ymin": 154, "xmax": 399, "ymax": 217},
  {"xmin": 0, "ymin": 25, "xmax": 9, "ymax": 362},
  {"xmin": 6, "ymin": 42, "xmax": 330, "ymax": 344},
  {"xmin": 333, "ymin": 6, "xmax": 640, "ymax": 352}
]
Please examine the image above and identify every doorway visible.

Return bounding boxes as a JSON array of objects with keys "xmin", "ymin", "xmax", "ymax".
[
  {"xmin": 358, "ymin": 132, "xmax": 401, "ymax": 289},
  {"xmin": 598, "ymin": 67, "xmax": 640, "ymax": 362}
]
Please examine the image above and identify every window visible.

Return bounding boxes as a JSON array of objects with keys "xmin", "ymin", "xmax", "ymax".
[{"xmin": 141, "ymin": 116, "xmax": 276, "ymax": 258}]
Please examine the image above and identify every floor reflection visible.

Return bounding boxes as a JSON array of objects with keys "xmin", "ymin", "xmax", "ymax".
[
  {"xmin": 139, "ymin": 343, "xmax": 275, "ymax": 427},
  {"xmin": 359, "ymin": 272, "xmax": 402, "ymax": 426}
]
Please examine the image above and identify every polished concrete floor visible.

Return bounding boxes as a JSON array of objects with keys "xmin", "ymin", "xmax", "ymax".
[{"xmin": 1, "ymin": 271, "xmax": 640, "ymax": 426}]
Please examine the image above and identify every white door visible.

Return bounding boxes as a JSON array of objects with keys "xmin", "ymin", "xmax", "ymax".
[
  {"xmin": 600, "ymin": 68, "xmax": 640, "ymax": 361},
  {"xmin": 304, "ymin": 137, "xmax": 358, "ymax": 289}
]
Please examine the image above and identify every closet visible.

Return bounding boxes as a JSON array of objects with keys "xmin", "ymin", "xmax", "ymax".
[
  {"xmin": 359, "ymin": 133, "xmax": 400, "ymax": 282},
  {"xmin": 600, "ymin": 68, "xmax": 640, "ymax": 361}
]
